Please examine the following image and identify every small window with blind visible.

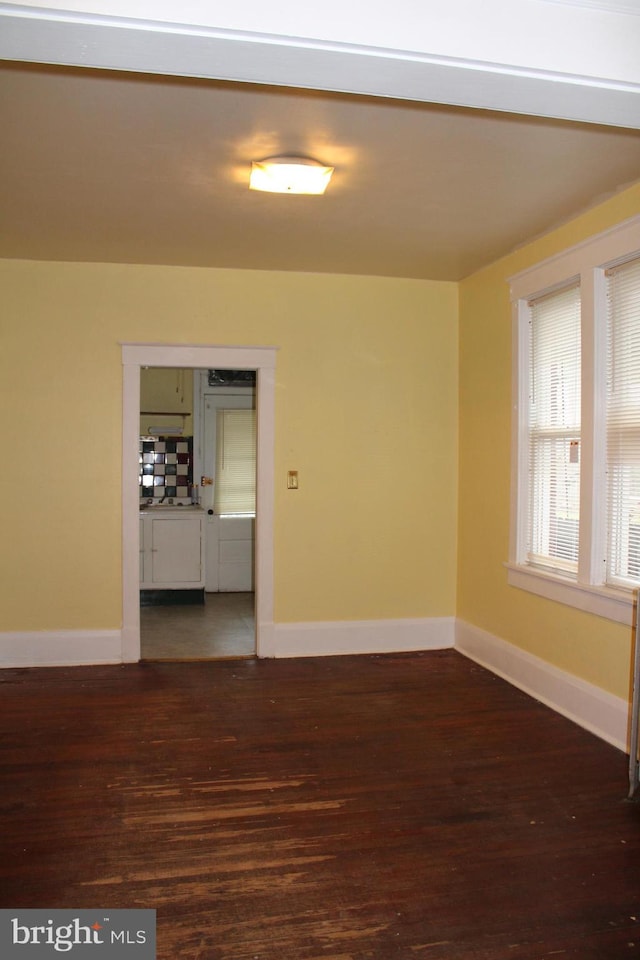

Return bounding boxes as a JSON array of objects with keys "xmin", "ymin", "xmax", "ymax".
[
  {"xmin": 213, "ymin": 409, "xmax": 256, "ymax": 517},
  {"xmin": 508, "ymin": 215, "xmax": 640, "ymax": 625}
]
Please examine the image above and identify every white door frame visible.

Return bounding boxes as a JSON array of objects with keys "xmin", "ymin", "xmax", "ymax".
[{"xmin": 121, "ymin": 343, "xmax": 277, "ymax": 662}]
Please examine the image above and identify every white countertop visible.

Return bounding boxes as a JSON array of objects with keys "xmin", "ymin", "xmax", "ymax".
[{"xmin": 139, "ymin": 503, "xmax": 204, "ymax": 516}]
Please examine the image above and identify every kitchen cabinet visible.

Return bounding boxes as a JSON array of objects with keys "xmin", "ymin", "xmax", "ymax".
[
  {"xmin": 205, "ymin": 514, "xmax": 254, "ymax": 592},
  {"xmin": 139, "ymin": 508, "xmax": 205, "ymax": 589}
]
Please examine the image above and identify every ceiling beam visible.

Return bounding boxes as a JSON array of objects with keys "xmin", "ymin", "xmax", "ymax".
[{"xmin": 1, "ymin": 2, "xmax": 639, "ymax": 129}]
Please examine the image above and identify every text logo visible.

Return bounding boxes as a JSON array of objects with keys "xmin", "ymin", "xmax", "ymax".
[{"xmin": 1, "ymin": 910, "xmax": 156, "ymax": 958}]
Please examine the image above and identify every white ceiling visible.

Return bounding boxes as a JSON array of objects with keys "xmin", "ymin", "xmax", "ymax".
[
  {"xmin": 540, "ymin": 1, "xmax": 640, "ymax": 13},
  {"xmin": 2, "ymin": 61, "xmax": 639, "ymax": 281},
  {"xmin": 1, "ymin": 1, "xmax": 640, "ymax": 282}
]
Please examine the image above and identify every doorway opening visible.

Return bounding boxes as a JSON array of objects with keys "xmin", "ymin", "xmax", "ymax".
[
  {"xmin": 139, "ymin": 366, "xmax": 257, "ymax": 660},
  {"xmin": 121, "ymin": 343, "xmax": 276, "ymax": 664}
]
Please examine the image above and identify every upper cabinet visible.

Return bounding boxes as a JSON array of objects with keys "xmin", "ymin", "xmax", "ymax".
[{"xmin": 140, "ymin": 368, "xmax": 194, "ymax": 437}]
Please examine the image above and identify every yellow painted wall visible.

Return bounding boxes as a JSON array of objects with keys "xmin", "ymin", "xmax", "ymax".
[
  {"xmin": 1, "ymin": 262, "xmax": 458, "ymax": 631},
  {"xmin": 457, "ymin": 182, "xmax": 640, "ymax": 700},
  {"xmin": 139, "ymin": 368, "xmax": 194, "ymax": 437}
]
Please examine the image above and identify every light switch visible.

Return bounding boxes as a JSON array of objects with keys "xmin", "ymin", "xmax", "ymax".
[{"xmin": 287, "ymin": 470, "xmax": 299, "ymax": 490}]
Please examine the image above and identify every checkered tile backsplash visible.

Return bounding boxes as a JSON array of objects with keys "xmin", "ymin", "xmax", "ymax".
[{"xmin": 139, "ymin": 437, "xmax": 193, "ymax": 502}]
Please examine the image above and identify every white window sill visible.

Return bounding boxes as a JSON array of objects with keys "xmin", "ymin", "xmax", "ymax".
[{"xmin": 505, "ymin": 562, "xmax": 634, "ymax": 626}]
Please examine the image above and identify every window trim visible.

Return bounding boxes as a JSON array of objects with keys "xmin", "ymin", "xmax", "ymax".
[{"xmin": 508, "ymin": 214, "xmax": 640, "ymax": 627}]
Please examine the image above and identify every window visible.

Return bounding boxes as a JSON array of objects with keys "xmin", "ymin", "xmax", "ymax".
[
  {"xmin": 606, "ymin": 257, "xmax": 640, "ymax": 587},
  {"xmin": 213, "ymin": 408, "xmax": 256, "ymax": 517},
  {"xmin": 509, "ymin": 216, "xmax": 640, "ymax": 625},
  {"xmin": 527, "ymin": 283, "xmax": 581, "ymax": 574}
]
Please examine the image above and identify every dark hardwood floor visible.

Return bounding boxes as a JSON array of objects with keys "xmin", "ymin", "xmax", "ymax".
[{"xmin": 1, "ymin": 650, "xmax": 638, "ymax": 959}]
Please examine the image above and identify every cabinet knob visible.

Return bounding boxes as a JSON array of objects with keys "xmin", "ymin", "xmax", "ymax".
[{"xmin": 207, "ymin": 509, "xmax": 214, "ymax": 516}]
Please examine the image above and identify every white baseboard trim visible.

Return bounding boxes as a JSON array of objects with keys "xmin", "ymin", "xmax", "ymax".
[
  {"xmin": 455, "ymin": 619, "xmax": 629, "ymax": 753},
  {"xmin": 263, "ymin": 616, "xmax": 455, "ymax": 659},
  {"xmin": 3, "ymin": 621, "xmax": 626, "ymax": 755},
  {"xmin": 0, "ymin": 630, "xmax": 123, "ymax": 668},
  {"xmin": 0, "ymin": 618, "xmax": 455, "ymax": 667}
]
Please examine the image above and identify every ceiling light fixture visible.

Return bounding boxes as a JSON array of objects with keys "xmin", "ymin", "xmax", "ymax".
[{"xmin": 249, "ymin": 156, "xmax": 334, "ymax": 195}]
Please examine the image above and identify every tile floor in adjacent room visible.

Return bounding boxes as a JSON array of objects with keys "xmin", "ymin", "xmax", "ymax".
[{"xmin": 140, "ymin": 591, "xmax": 255, "ymax": 660}]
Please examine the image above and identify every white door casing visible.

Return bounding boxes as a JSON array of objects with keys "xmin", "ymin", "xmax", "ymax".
[{"xmin": 121, "ymin": 343, "xmax": 277, "ymax": 662}]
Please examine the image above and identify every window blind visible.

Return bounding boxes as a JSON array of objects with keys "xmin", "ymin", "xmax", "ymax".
[
  {"xmin": 213, "ymin": 408, "xmax": 256, "ymax": 516},
  {"xmin": 605, "ymin": 257, "xmax": 640, "ymax": 586},
  {"xmin": 527, "ymin": 283, "xmax": 581, "ymax": 573}
]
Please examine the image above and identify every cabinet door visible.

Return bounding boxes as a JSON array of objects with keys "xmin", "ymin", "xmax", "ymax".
[{"xmin": 151, "ymin": 518, "xmax": 202, "ymax": 584}]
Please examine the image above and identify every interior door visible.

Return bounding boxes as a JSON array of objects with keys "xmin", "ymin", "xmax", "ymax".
[{"xmin": 203, "ymin": 391, "xmax": 255, "ymax": 592}]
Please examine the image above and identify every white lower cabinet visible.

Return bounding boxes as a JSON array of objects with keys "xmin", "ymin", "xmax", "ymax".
[
  {"xmin": 139, "ymin": 510, "xmax": 205, "ymax": 589},
  {"xmin": 205, "ymin": 515, "xmax": 254, "ymax": 592}
]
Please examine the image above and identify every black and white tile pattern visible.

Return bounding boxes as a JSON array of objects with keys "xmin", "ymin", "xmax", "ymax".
[{"xmin": 139, "ymin": 437, "xmax": 193, "ymax": 502}]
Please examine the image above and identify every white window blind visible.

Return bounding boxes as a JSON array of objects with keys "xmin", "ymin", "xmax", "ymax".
[
  {"xmin": 213, "ymin": 409, "xmax": 256, "ymax": 516},
  {"xmin": 527, "ymin": 283, "xmax": 581, "ymax": 574},
  {"xmin": 605, "ymin": 257, "xmax": 640, "ymax": 587}
]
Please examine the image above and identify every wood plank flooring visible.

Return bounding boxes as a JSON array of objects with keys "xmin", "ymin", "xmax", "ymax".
[{"xmin": 1, "ymin": 650, "xmax": 639, "ymax": 959}]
